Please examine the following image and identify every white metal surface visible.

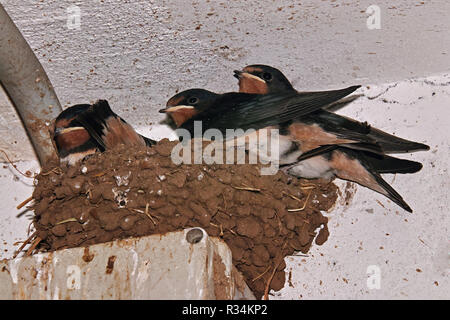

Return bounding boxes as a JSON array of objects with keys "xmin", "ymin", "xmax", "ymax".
[{"xmin": 0, "ymin": 228, "xmax": 255, "ymax": 300}]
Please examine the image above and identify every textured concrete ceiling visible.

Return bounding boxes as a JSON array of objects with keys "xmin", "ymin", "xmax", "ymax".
[{"xmin": 1, "ymin": 0, "xmax": 449, "ymax": 161}]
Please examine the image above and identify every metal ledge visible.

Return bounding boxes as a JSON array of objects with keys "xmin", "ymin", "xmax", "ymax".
[{"xmin": 0, "ymin": 228, "xmax": 255, "ymax": 300}]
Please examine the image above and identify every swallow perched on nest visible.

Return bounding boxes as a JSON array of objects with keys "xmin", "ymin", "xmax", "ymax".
[
  {"xmin": 52, "ymin": 100, "xmax": 155, "ymax": 165},
  {"xmin": 232, "ymin": 64, "xmax": 429, "ymax": 212},
  {"xmin": 160, "ymin": 86, "xmax": 361, "ymax": 133},
  {"xmin": 233, "ymin": 64, "xmax": 429, "ymax": 154},
  {"xmin": 52, "ymin": 104, "xmax": 101, "ymax": 165}
]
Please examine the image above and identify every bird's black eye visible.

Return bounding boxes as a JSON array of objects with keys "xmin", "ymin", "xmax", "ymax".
[
  {"xmin": 262, "ymin": 72, "xmax": 272, "ymax": 81},
  {"xmin": 188, "ymin": 97, "xmax": 199, "ymax": 105}
]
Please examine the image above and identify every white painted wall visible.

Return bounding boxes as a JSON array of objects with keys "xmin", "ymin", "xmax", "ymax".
[{"xmin": 0, "ymin": 0, "xmax": 449, "ymax": 299}]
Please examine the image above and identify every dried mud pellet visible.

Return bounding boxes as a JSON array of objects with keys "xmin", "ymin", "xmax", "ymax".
[
  {"xmin": 236, "ymin": 205, "xmax": 251, "ymax": 216},
  {"xmin": 147, "ymin": 199, "xmax": 165, "ymax": 209},
  {"xmin": 54, "ymin": 186, "xmax": 70, "ymax": 199},
  {"xmin": 215, "ymin": 215, "xmax": 236, "ymax": 230},
  {"xmin": 276, "ymin": 260, "xmax": 287, "ymax": 272},
  {"xmin": 263, "ymin": 223, "xmax": 277, "ymax": 238},
  {"xmin": 289, "ymin": 237, "xmax": 304, "ymax": 251},
  {"xmin": 240, "ymin": 250, "xmax": 252, "ymax": 266},
  {"xmin": 98, "ymin": 231, "xmax": 114, "ymax": 244},
  {"xmin": 202, "ymin": 225, "xmax": 215, "ymax": 237},
  {"xmin": 95, "ymin": 210, "xmax": 111, "ymax": 225},
  {"xmin": 279, "ymin": 224, "xmax": 290, "ymax": 237},
  {"xmin": 298, "ymin": 224, "xmax": 311, "ymax": 246},
  {"xmin": 139, "ymin": 158, "xmax": 156, "ymax": 169},
  {"xmin": 103, "ymin": 216, "xmax": 121, "ymax": 231},
  {"xmin": 48, "ymin": 173, "xmax": 61, "ymax": 186},
  {"xmin": 265, "ymin": 244, "xmax": 278, "ymax": 258},
  {"xmin": 88, "ymin": 187, "xmax": 102, "ymax": 203},
  {"xmin": 31, "ymin": 189, "xmax": 42, "ymax": 201},
  {"xmin": 88, "ymin": 208, "xmax": 99, "ymax": 220},
  {"xmin": 251, "ymin": 245, "xmax": 270, "ymax": 267},
  {"xmin": 36, "ymin": 230, "xmax": 48, "ymax": 240},
  {"xmin": 189, "ymin": 202, "xmax": 207, "ymax": 217},
  {"xmin": 53, "ymin": 237, "xmax": 67, "ymax": 250},
  {"xmin": 168, "ymin": 172, "xmax": 186, "ymax": 188},
  {"xmin": 236, "ymin": 217, "xmax": 262, "ymax": 238},
  {"xmin": 66, "ymin": 166, "xmax": 78, "ymax": 178},
  {"xmin": 204, "ymin": 199, "xmax": 219, "ymax": 215},
  {"xmin": 157, "ymin": 205, "xmax": 175, "ymax": 217},
  {"xmin": 317, "ymin": 213, "xmax": 328, "ymax": 225},
  {"xmin": 51, "ymin": 224, "xmax": 66, "ymax": 237},
  {"xmin": 171, "ymin": 215, "xmax": 189, "ymax": 228},
  {"xmin": 232, "ymin": 236, "xmax": 250, "ymax": 249},
  {"xmin": 232, "ymin": 191, "xmax": 248, "ymax": 205},
  {"xmin": 153, "ymin": 141, "xmax": 173, "ymax": 157},
  {"xmin": 252, "ymin": 280, "xmax": 265, "ymax": 296},
  {"xmin": 266, "ymin": 216, "xmax": 279, "ymax": 229},
  {"xmin": 315, "ymin": 225, "xmax": 330, "ymax": 245},
  {"xmin": 216, "ymin": 170, "xmax": 232, "ymax": 184},
  {"xmin": 69, "ymin": 207, "xmax": 83, "ymax": 221},
  {"xmin": 276, "ymin": 209, "xmax": 287, "ymax": 219},
  {"xmin": 197, "ymin": 189, "xmax": 216, "ymax": 202},
  {"xmin": 67, "ymin": 221, "xmax": 83, "ymax": 234},
  {"xmin": 101, "ymin": 188, "xmax": 115, "ymax": 202},
  {"xmin": 271, "ymin": 271, "xmax": 286, "ymax": 291},
  {"xmin": 66, "ymin": 176, "xmax": 85, "ymax": 194},
  {"xmin": 34, "ymin": 198, "xmax": 49, "ymax": 216},
  {"xmin": 134, "ymin": 220, "xmax": 152, "ymax": 235},
  {"xmin": 230, "ymin": 245, "xmax": 245, "ymax": 262},
  {"xmin": 272, "ymin": 201, "xmax": 286, "ymax": 213},
  {"xmin": 120, "ymin": 215, "xmax": 139, "ymax": 231},
  {"xmin": 196, "ymin": 211, "xmax": 211, "ymax": 226},
  {"xmin": 78, "ymin": 210, "xmax": 90, "ymax": 224},
  {"xmin": 272, "ymin": 190, "xmax": 283, "ymax": 200},
  {"xmin": 176, "ymin": 206, "xmax": 194, "ymax": 219},
  {"xmin": 178, "ymin": 189, "xmax": 190, "ymax": 199},
  {"xmin": 260, "ymin": 207, "xmax": 275, "ymax": 219},
  {"xmin": 167, "ymin": 195, "xmax": 184, "ymax": 206},
  {"xmin": 284, "ymin": 214, "xmax": 297, "ymax": 231}
]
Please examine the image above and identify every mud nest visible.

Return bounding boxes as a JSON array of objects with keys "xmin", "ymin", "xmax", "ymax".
[{"xmin": 31, "ymin": 139, "xmax": 338, "ymax": 299}]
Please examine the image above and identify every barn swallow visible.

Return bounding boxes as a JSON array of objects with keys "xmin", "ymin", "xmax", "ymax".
[
  {"xmin": 161, "ymin": 87, "xmax": 418, "ymax": 211},
  {"xmin": 283, "ymin": 147, "xmax": 417, "ymax": 212},
  {"xmin": 234, "ymin": 64, "xmax": 427, "ymax": 212},
  {"xmin": 75, "ymin": 100, "xmax": 156, "ymax": 150},
  {"xmin": 160, "ymin": 86, "xmax": 362, "ymax": 135},
  {"xmin": 53, "ymin": 104, "xmax": 103, "ymax": 165},
  {"xmin": 53, "ymin": 100, "xmax": 155, "ymax": 165},
  {"xmin": 234, "ymin": 64, "xmax": 430, "ymax": 154}
]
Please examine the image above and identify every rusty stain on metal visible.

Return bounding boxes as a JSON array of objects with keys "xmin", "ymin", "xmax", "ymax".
[
  {"xmin": 82, "ymin": 247, "xmax": 95, "ymax": 263},
  {"xmin": 105, "ymin": 255, "xmax": 116, "ymax": 274}
]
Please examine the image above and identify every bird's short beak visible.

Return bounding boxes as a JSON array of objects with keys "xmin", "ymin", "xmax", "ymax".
[
  {"xmin": 159, "ymin": 105, "xmax": 197, "ymax": 127},
  {"xmin": 233, "ymin": 70, "xmax": 266, "ymax": 83},
  {"xmin": 233, "ymin": 70, "xmax": 243, "ymax": 79},
  {"xmin": 159, "ymin": 105, "xmax": 195, "ymax": 113}
]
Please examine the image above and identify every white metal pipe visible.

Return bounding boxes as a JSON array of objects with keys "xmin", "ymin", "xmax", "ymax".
[{"xmin": 0, "ymin": 4, "xmax": 62, "ymax": 166}]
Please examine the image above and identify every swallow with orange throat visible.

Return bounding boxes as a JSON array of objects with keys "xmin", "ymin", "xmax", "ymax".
[
  {"xmin": 160, "ymin": 86, "xmax": 375, "ymax": 181},
  {"xmin": 53, "ymin": 100, "xmax": 155, "ymax": 165},
  {"xmin": 160, "ymin": 86, "xmax": 362, "ymax": 136},
  {"xmin": 233, "ymin": 64, "xmax": 429, "ymax": 212},
  {"xmin": 234, "ymin": 64, "xmax": 429, "ymax": 154},
  {"xmin": 53, "ymin": 104, "xmax": 102, "ymax": 165}
]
